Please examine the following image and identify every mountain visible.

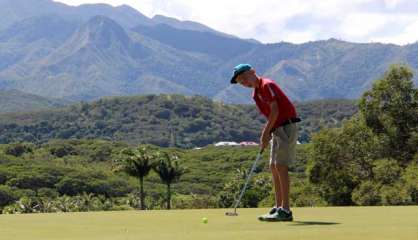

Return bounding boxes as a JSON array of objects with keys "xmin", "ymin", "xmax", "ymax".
[
  {"xmin": 0, "ymin": 14, "xmax": 78, "ymax": 43},
  {"xmin": 132, "ymin": 23, "xmax": 259, "ymax": 60},
  {"xmin": 151, "ymin": 14, "xmax": 259, "ymax": 43},
  {"xmin": 215, "ymin": 39, "xmax": 418, "ymax": 102},
  {"xmin": 0, "ymin": 0, "xmax": 151, "ymax": 30},
  {"xmin": 0, "ymin": 0, "xmax": 236, "ymax": 36},
  {"xmin": 0, "ymin": 16, "xmax": 222, "ymax": 100},
  {"xmin": 0, "ymin": 0, "xmax": 417, "ymax": 103},
  {"xmin": 0, "ymin": 89, "xmax": 69, "ymax": 113},
  {"xmin": 0, "ymin": 14, "xmax": 79, "ymax": 69}
]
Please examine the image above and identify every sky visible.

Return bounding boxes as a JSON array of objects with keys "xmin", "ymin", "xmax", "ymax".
[{"xmin": 54, "ymin": 0, "xmax": 418, "ymax": 45}]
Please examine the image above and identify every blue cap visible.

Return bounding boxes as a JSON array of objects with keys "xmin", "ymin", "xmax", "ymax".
[{"xmin": 230, "ymin": 64, "xmax": 252, "ymax": 84}]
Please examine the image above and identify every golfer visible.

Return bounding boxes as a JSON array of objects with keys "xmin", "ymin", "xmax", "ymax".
[{"xmin": 230, "ymin": 63, "xmax": 300, "ymax": 221}]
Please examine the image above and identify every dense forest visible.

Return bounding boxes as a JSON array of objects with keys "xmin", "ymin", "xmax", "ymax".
[{"xmin": 0, "ymin": 95, "xmax": 357, "ymax": 147}]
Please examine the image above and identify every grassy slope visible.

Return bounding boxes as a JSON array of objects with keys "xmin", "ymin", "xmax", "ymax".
[
  {"xmin": 0, "ymin": 90, "xmax": 69, "ymax": 113},
  {"xmin": 0, "ymin": 206, "xmax": 417, "ymax": 240}
]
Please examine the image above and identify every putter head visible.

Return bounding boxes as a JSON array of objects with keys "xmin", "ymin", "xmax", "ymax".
[{"xmin": 225, "ymin": 212, "xmax": 238, "ymax": 216}]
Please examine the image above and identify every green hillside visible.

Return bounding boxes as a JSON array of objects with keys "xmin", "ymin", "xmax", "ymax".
[
  {"xmin": 0, "ymin": 94, "xmax": 357, "ymax": 147},
  {"xmin": 0, "ymin": 89, "xmax": 69, "ymax": 113},
  {"xmin": 0, "ymin": 139, "xmax": 315, "ymax": 213}
]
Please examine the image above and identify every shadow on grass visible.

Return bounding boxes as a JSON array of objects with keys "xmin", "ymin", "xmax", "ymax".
[{"xmin": 289, "ymin": 221, "xmax": 340, "ymax": 226}]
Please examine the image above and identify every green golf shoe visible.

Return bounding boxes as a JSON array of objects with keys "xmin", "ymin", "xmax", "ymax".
[
  {"xmin": 258, "ymin": 208, "xmax": 293, "ymax": 222},
  {"xmin": 277, "ymin": 208, "xmax": 293, "ymax": 221}
]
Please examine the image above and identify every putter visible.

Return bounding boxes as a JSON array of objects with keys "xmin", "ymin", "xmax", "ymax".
[{"xmin": 225, "ymin": 149, "xmax": 264, "ymax": 216}]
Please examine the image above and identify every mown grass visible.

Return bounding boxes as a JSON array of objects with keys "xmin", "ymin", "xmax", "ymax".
[{"xmin": 0, "ymin": 206, "xmax": 417, "ymax": 240}]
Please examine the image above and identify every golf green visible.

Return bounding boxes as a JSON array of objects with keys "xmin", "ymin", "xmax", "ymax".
[{"xmin": 0, "ymin": 206, "xmax": 417, "ymax": 240}]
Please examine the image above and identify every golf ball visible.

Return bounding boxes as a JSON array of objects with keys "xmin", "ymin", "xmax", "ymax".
[{"xmin": 202, "ymin": 217, "xmax": 208, "ymax": 224}]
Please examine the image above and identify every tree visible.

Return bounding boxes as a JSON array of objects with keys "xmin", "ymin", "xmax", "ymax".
[
  {"xmin": 153, "ymin": 152, "xmax": 185, "ymax": 209},
  {"xmin": 5, "ymin": 143, "xmax": 33, "ymax": 157},
  {"xmin": 120, "ymin": 147, "xmax": 154, "ymax": 210},
  {"xmin": 308, "ymin": 64, "xmax": 417, "ymax": 206},
  {"xmin": 217, "ymin": 169, "xmax": 270, "ymax": 208},
  {"xmin": 359, "ymin": 64, "xmax": 418, "ymax": 164},
  {"xmin": 307, "ymin": 119, "xmax": 380, "ymax": 205},
  {"xmin": 0, "ymin": 185, "xmax": 17, "ymax": 209}
]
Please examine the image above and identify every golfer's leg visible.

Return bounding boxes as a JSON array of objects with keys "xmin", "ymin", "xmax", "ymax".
[
  {"xmin": 277, "ymin": 164, "xmax": 290, "ymax": 210},
  {"xmin": 270, "ymin": 164, "xmax": 281, "ymax": 208},
  {"xmin": 270, "ymin": 136, "xmax": 281, "ymax": 208},
  {"xmin": 275, "ymin": 124, "xmax": 297, "ymax": 211}
]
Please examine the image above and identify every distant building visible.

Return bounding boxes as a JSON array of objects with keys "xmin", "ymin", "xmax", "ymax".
[
  {"xmin": 239, "ymin": 141, "xmax": 258, "ymax": 146},
  {"xmin": 214, "ymin": 141, "xmax": 239, "ymax": 146}
]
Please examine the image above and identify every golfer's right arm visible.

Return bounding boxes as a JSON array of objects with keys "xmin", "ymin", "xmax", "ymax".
[{"xmin": 260, "ymin": 101, "xmax": 279, "ymax": 150}]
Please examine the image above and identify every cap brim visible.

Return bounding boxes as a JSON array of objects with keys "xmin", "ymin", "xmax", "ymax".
[{"xmin": 230, "ymin": 75, "xmax": 238, "ymax": 84}]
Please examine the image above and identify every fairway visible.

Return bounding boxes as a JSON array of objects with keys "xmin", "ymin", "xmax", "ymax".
[{"xmin": 0, "ymin": 206, "xmax": 417, "ymax": 240}]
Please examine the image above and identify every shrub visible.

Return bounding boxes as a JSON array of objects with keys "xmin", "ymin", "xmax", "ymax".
[
  {"xmin": 352, "ymin": 181, "xmax": 381, "ymax": 206},
  {"xmin": 0, "ymin": 185, "xmax": 17, "ymax": 208},
  {"xmin": 380, "ymin": 184, "xmax": 412, "ymax": 205},
  {"xmin": 5, "ymin": 143, "xmax": 33, "ymax": 157}
]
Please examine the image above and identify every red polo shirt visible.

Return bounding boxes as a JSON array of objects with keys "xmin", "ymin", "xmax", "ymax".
[{"xmin": 253, "ymin": 78, "xmax": 297, "ymax": 128}]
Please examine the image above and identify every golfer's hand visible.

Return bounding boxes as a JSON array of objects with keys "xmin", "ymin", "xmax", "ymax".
[{"xmin": 260, "ymin": 132, "xmax": 271, "ymax": 150}]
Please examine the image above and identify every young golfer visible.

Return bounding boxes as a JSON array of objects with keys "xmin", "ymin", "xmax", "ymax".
[{"xmin": 230, "ymin": 63, "xmax": 300, "ymax": 221}]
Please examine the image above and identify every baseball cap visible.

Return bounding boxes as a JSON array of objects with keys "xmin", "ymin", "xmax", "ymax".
[{"xmin": 230, "ymin": 63, "xmax": 252, "ymax": 84}]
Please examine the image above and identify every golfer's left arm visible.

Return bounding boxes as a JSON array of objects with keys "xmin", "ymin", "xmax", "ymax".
[{"xmin": 260, "ymin": 101, "xmax": 279, "ymax": 149}]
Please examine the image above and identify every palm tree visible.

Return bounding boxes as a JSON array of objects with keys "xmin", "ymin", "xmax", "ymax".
[
  {"xmin": 153, "ymin": 152, "xmax": 185, "ymax": 210},
  {"xmin": 120, "ymin": 147, "xmax": 154, "ymax": 210}
]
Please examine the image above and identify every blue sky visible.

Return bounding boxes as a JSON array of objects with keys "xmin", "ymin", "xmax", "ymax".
[{"xmin": 54, "ymin": 0, "xmax": 418, "ymax": 45}]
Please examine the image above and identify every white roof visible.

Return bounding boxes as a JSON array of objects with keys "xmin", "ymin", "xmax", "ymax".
[{"xmin": 214, "ymin": 141, "xmax": 239, "ymax": 146}]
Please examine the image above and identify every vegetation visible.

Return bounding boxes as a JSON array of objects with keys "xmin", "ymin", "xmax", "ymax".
[
  {"xmin": 118, "ymin": 147, "xmax": 154, "ymax": 210},
  {"xmin": 0, "ymin": 95, "xmax": 357, "ymax": 147},
  {"xmin": 0, "ymin": 64, "xmax": 415, "ymax": 214},
  {"xmin": 307, "ymin": 65, "xmax": 418, "ymax": 206},
  {"xmin": 0, "ymin": 138, "xmax": 313, "ymax": 213},
  {"xmin": 153, "ymin": 152, "xmax": 186, "ymax": 209}
]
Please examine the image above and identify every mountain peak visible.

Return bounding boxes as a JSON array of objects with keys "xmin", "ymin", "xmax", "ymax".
[{"xmin": 80, "ymin": 15, "xmax": 130, "ymax": 49}]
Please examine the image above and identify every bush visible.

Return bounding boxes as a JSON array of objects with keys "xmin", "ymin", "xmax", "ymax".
[
  {"xmin": 352, "ymin": 181, "xmax": 381, "ymax": 206},
  {"xmin": 0, "ymin": 185, "xmax": 17, "ymax": 208},
  {"xmin": 56, "ymin": 177, "xmax": 90, "ymax": 196},
  {"xmin": 5, "ymin": 143, "xmax": 33, "ymax": 157},
  {"xmin": 0, "ymin": 169, "xmax": 8, "ymax": 184},
  {"xmin": 89, "ymin": 145, "xmax": 112, "ymax": 161},
  {"xmin": 379, "ymin": 184, "xmax": 412, "ymax": 205},
  {"xmin": 401, "ymin": 161, "xmax": 418, "ymax": 204},
  {"xmin": 217, "ymin": 172, "xmax": 270, "ymax": 208},
  {"xmin": 6, "ymin": 172, "xmax": 58, "ymax": 190},
  {"xmin": 172, "ymin": 194, "xmax": 217, "ymax": 209},
  {"xmin": 49, "ymin": 144, "xmax": 76, "ymax": 158},
  {"xmin": 258, "ymin": 177, "xmax": 327, "ymax": 208},
  {"xmin": 14, "ymin": 189, "xmax": 37, "ymax": 198},
  {"xmin": 37, "ymin": 188, "xmax": 59, "ymax": 198},
  {"xmin": 373, "ymin": 159, "xmax": 402, "ymax": 184},
  {"xmin": 290, "ymin": 179, "xmax": 327, "ymax": 207}
]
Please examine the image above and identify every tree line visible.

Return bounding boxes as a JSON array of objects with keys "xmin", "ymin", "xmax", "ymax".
[{"xmin": 0, "ymin": 64, "xmax": 416, "ymax": 214}]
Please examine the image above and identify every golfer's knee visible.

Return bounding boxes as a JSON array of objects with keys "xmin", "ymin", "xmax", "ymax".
[
  {"xmin": 269, "ymin": 163, "xmax": 277, "ymax": 172},
  {"xmin": 276, "ymin": 163, "xmax": 289, "ymax": 172}
]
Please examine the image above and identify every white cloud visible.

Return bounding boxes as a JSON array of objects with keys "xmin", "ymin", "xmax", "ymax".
[
  {"xmin": 384, "ymin": 0, "xmax": 405, "ymax": 9},
  {"xmin": 54, "ymin": 0, "xmax": 418, "ymax": 45},
  {"xmin": 371, "ymin": 18, "xmax": 418, "ymax": 44},
  {"xmin": 340, "ymin": 13, "xmax": 389, "ymax": 38}
]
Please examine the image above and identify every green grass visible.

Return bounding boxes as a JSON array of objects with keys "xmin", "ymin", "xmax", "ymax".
[{"xmin": 1, "ymin": 206, "xmax": 417, "ymax": 240}]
